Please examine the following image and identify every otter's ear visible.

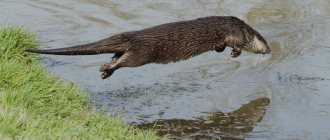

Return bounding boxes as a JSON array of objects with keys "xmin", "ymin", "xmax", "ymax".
[{"xmin": 224, "ymin": 30, "xmax": 244, "ymax": 49}]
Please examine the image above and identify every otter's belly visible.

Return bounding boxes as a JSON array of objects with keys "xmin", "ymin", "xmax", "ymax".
[{"xmin": 153, "ymin": 44, "xmax": 215, "ymax": 64}]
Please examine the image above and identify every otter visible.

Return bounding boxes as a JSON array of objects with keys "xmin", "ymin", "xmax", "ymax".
[{"xmin": 26, "ymin": 16, "xmax": 271, "ymax": 79}]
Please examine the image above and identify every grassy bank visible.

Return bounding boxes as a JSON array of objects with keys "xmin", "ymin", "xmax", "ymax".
[{"xmin": 0, "ymin": 26, "xmax": 161, "ymax": 139}]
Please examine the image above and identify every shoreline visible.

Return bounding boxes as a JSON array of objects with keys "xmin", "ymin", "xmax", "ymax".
[{"xmin": 0, "ymin": 26, "xmax": 162, "ymax": 139}]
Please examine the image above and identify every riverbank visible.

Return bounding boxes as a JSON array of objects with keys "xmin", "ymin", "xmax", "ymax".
[{"xmin": 0, "ymin": 26, "xmax": 161, "ymax": 139}]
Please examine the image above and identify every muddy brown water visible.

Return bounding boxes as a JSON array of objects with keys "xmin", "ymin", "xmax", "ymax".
[{"xmin": 1, "ymin": 0, "xmax": 330, "ymax": 139}]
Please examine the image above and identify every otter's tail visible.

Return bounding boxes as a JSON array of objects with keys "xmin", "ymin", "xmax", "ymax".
[{"xmin": 26, "ymin": 35, "xmax": 127, "ymax": 55}]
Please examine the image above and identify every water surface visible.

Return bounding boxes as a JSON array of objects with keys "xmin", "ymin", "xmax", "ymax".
[{"xmin": 1, "ymin": 0, "xmax": 330, "ymax": 139}]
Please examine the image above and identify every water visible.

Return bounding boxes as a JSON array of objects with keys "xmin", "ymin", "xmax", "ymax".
[{"xmin": 1, "ymin": 0, "xmax": 330, "ymax": 139}]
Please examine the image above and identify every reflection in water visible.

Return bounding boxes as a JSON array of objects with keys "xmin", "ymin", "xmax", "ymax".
[
  {"xmin": 2, "ymin": 0, "xmax": 330, "ymax": 139},
  {"xmin": 138, "ymin": 98, "xmax": 270, "ymax": 139},
  {"xmin": 247, "ymin": 0, "xmax": 330, "ymax": 24}
]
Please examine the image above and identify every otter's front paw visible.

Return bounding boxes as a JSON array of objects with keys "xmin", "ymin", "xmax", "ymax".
[
  {"xmin": 230, "ymin": 49, "xmax": 241, "ymax": 58},
  {"xmin": 215, "ymin": 47, "xmax": 226, "ymax": 52}
]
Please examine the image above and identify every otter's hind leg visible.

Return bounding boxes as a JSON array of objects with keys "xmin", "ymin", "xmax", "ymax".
[
  {"xmin": 99, "ymin": 52, "xmax": 146, "ymax": 79},
  {"xmin": 110, "ymin": 53, "xmax": 123, "ymax": 64},
  {"xmin": 98, "ymin": 53, "xmax": 122, "ymax": 78}
]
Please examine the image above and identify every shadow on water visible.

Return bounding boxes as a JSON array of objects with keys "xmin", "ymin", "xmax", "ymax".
[{"xmin": 138, "ymin": 97, "xmax": 270, "ymax": 140}]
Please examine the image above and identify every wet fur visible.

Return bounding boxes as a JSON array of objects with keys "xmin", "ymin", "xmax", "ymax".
[{"xmin": 26, "ymin": 16, "xmax": 271, "ymax": 79}]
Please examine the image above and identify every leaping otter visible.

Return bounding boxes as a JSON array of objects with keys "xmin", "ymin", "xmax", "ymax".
[{"xmin": 26, "ymin": 16, "xmax": 271, "ymax": 79}]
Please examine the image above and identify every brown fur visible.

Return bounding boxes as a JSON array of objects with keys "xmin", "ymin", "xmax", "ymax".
[{"xmin": 26, "ymin": 16, "xmax": 271, "ymax": 79}]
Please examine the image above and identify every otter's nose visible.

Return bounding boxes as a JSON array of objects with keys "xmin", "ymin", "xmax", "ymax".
[{"xmin": 262, "ymin": 47, "xmax": 271, "ymax": 54}]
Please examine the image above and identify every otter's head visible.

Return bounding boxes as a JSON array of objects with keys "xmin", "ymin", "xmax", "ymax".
[{"xmin": 241, "ymin": 28, "xmax": 271, "ymax": 55}]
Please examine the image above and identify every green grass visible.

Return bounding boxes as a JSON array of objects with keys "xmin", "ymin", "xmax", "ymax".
[{"xmin": 0, "ymin": 26, "xmax": 162, "ymax": 139}]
